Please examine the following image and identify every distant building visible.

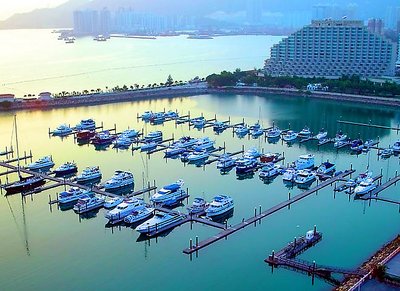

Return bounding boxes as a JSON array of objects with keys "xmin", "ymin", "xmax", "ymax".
[
  {"xmin": 0, "ymin": 94, "xmax": 15, "ymax": 102},
  {"xmin": 264, "ymin": 20, "xmax": 398, "ymax": 78},
  {"xmin": 385, "ymin": 7, "xmax": 400, "ymax": 30},
  {"xmin": 38, "ymin": 92, "xmax": 53, "ymax": 101},
  {"xmin": 368, "ymin": 18, "xmax": 384, "ymax": 35}
]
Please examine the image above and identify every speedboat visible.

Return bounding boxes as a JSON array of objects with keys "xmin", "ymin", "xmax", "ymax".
[
  {"xmin": 294, "ymin": 154, "xmax": 315, "ymax": 170},
  {"xmin": 294, "ymin": 170, "xmax": 316, "ymax": 184},
  {"xmin": 141, "ymin": 111, "xmax": 153, "ymax": 120},
  {"xmin": 91, "ymin": 131, "xmax": 115, "ymax": 145},
  {"xmin": 104, "ymin": 196, "xmax": 124, "ymax": 209},
  {"xmin": 350, "ymin": 139, "xmax": 363, "ymax": 151},
  {"xmin": 235, "ymin": 125, "xmax": 249, "ymax": 136},
  {"xmin": 393, "ymin": 140, "xmax": 400, "ymax": 152},
  {"xmin": 380, "ymin": 148, "xmax": 393, "ymax": 158},
  {"xmin": 141, "ymin": 141, "xmax": 157, "ymax": 151},
  {"xmin": 316, "ymin": 161, "xmax": 335, "ymax": 175},
  {"xmin": 235, "ymin": 157, "xmax": 258, "ymax": 174},
  {"xmin": 216, "ymin": 154, "xmax": 236, "ymax": 169},
  {"xmin": 355, "ymin": 171, "xmax": 373, "ymax": 184},
  {"xmin": 205, "ymin": 195, "xmax": 234, "ymax": 218},
  {"xmin": 113, "ymin": 136, "xmax": 132, "ymax": 148},
  {"xmin": 54, "ymin": 162, "xmax": 78, "ymax": 176},
  {"xmin": 76, "ymin": 166, "xmax": 102, "ymax": 184},
  {"xmin": 27, "ymin": 156, "xmax": 55, "ymax": 171},
  {"xmin": 103, "ymin": 171, "xmax": 134, "ymax": 191},
  {"xmin": 144, "ymin": 131, "xmax": 162, "ymax": 142},
  {"xmin": 193, "ymin": 137, "xmax": 215, "ymax": 151},
  {"xmin": 316, "ymin": 128, "xmax": 328, "ymax": 140},
  {"xmin": 191, "ymin": 117, "xmax": 206, "ymax": 128},
  {"xmin": 187, "ymin": 198, "xmax": 208, "ymax": 214},
  {"xmin": 52, "ymin": 124, "xmax": 72, "ymax": 136},
  {"xmin": 354, "ymin": 179, "xmax": 377, "ymax": 196},
  {"xmin": 150, "ymin": 179, "xmax": 186, "ymax": 206},
  {"xmin": 105, "ymin": 198, "xmax": 146, "ymax": 223},
  {"xmin": 73, "ymin": 195, "xmax": 105, "ymax": 214},
  {"xmin": 75, "ymin": 119, "xmax": 96, "ymax": 131},
  {"xmin": 120, "ymin": 129, "xmax": 139, "ymax": 139},
  {"xmin": 266, "ymin": 127, "xmax": 281, "ymax": 139},
  {"xmin": 259, "ymin": 163, "xmax": 280, "ymax": 179},
  {"xmin": 298, "ymin": 126, "xmax": 312, "ymax": 138},
  {"xmin": 164, "ymin": 110, "xmax": 179, "ymax": 119},
  {"xmin": 213, "ymin": 121, "xmax": 228, "ymax": 132},
  {"xmin": 282, "ymin": 168, "xmax": 297, "ymax": 182},
  {"xmin": 58, "ymin": 187, "xmax": 92, "ymax": 204},
  {"xmin": 135, "ymin": 212, "xmax": 185, "ymax": 235},
  {"xmin": 4, "ymin": 175, "xmax": 45, "ymax": 195},
  {"xmin": 335, "ymin": 130, "xmax": 347, "ymax": 142},
  {"xmin": 282, "ymin": 130, "xmax": 298, "ymax": 142},
  {"xmin": 124, "ymin": 207, "xmax": 154, "ymax": 224},
  {"xmin": 260, "ymin": 152, "xmax": 281, "ymax": 163}
]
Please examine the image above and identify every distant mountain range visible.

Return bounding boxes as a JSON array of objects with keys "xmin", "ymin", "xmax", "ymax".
[{"xmin": 0, "ymin": 0, "xmax": 398, "ymax": 29}]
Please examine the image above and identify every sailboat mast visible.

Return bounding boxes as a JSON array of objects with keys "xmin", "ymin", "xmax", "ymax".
[{"xmin": 14, "ymin": 115, "xmax": 21, "ymax": 178}]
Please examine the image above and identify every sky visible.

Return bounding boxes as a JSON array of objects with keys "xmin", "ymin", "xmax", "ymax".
[{"xmin": 1, "ymin": 0, "xmax": 68, "ymax": 20}]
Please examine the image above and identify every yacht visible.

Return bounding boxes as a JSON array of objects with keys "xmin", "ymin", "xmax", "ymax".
[
  {"xmin": 350, "ymin": 139, "xmax": 363, "ymax": 151},
  {"xmin": 294, "ymin": 154, "xmax": 315, "ymax": 170},
  {"xmin": 141, "ymin": 141, "xmax": 157, "ymax": 151},
  {"xmin": 113, "ymin": 136, "xmax": 132, "ymax": 148},
  {"xmin": 354, "ymin": 179, "xmax": 377, "ymax": 196},
  {"xmin": 94, "ymin": 34, "xmax": 107, "ymax": 41},
  {"xmin": 235, "ymin": 125, "xmax": 249, "ymax": 136},
  {"xmin": 216, "ymin": 154, "xmax": 236, "ymax": 169},
  {"xmin": 355, "ymin": 171, "xmax": 373, "ymax": 184},
  {"xmin": 316, "ymin": 129, "xmax": 328, "ymax": 140},
  {"xmin": 334, "ymin": 139, "xmax": 350, "ymax": 148},
  {"xmin": 120, "ymin": 129, "xmax": 139, "ymax": 139},
  {"xmin": 150, "ymin": 112, "xmax": 165, "ymax": 124},
  {"xmin": 294, "ymin": 170, "xmax": 316, "ymax": 184},
  {"xmin": 91, "ymin": 131, "xmax": 115, "ymax": 145},
  {"xmin": 362, "ymin": 139, "xmax": 375, "ymax": 152},
  {"xmin": 5, "ymin": 176, "xmax": 45, "ymax": 195},
  {"xmin": 335, "ymin": 131, "xmax": 348, "ymax": 142},
  {"xmin": 174, "ymin": 136, "xmax": 198, "ymax": 148},
  {"xmin": 27, "ymin": 156, "xmax": 55, "ymax": 171},
  {"xmin": 282, "ymin": 130, "xmax": 298, "ymax": 142},
  {"xmin": 187, "ymin": 150, "xmax": 210, "ymax": 162},
  {"xmin": 205, "ymin": 195, "xmax": 234, "ymax": 218},
  {"xmin": 54, "ymin": 162, "xmax": 78, "ymax": 176},
  {"xmin": 298, "ymin": 126, "xmax": 312, "ymax": 138},
  {"xmin": 144, "ymin": 131, "xmax": 163, "ymax": 142},
  {"xmin": 193, "ymin": 137, "xmax": 215, "ymax": 151},
  {"xmin": 392, "ymin": 140, "xmax": 400, "ymax": 152},
  {"xmin": 141, "ymin": 111, "xmax": 153, "ymax": 120},
  {"xmin": 150, "ymin": 180, "xmax": 187, "ymax": 206},
  {"xmin": 164, "ymin": 110, "xmax": 179, "ymax": 119},
  {"xmin": 104, "ymin": 197, "xmax": 124, "ymax": 209},
  {"xmin": 73, "ymin": 195, "xmax": 105, "ymax": 214},
  {"xmin": 52, "ymin": 124, "xmax": 72, "ymax": 136},
  {"xmin": 243, "ymin": 147, "xmax": 261, "ymax": 159},
  {"xmin": 76, "ymin": 166, "xmax": 102, "ymax": 184},
  {"xmin": 76, "ymin": 130, "xmax": 95, "ymax": 141},
  {"xmin": 105, "ymin": 198, "xmax": 146, "ymax": 223},
  {"xmin": 58, "ymin": 187, "xmax": 92, "ymax": 204},
  {"xmin": 235, "ymin": 157, "xmax": 258, "ymax": 174},
  {"xmin": 65, "ymin": 37, "xmax": 75, "ymax": 44},
  {"xmin": 282, "ymin": 168, "xmax": 297, "ymax": 182},
  {"xmin": 124, "ymin": 207, "xmax": 154, "ymax": 224},
  {"xmin": 164, "ymin": 145, "xmax": 185, "ymax": 157},
  {"xmin": 380, "ymin": 148, "xmax": 393, "ymax": 158},
  {"xmin": 251, "ymin": 128, "xmax": 264, "ymax": 138},
  {"xmin": 135, "ymin": 212, "xmax": 186, "ymax": 235},
  {"xmin": 259, "ymin": 163, "xmax": 280, "ymax": 179},
  {"xmin": 187, "ymin": 198, "xmax": 208, "ymax": 214},
  {"xmin": 191, "ymin": 117, "xmax": 206, "ymax": 128},
  {"xmin": 266, "ymin": 127, "xmax": 281, "ymax": 139},
  {"xmin": 103, "ymin": 171, "xmax": 134, "ymax": 191},
  {"xmin": 213, "ymin": 121, "xmax": 228, "ymax": 132},
  {"xmin": 260, "ymin": 152, "xmax": 281, "ymax": 163},
  {"xmin": 316, "ymin": 161, "xmax": 335, "ymax": 175},
  {"xmin": 75, "ymin": 119, "xmax": 96, "ymax": 131}
]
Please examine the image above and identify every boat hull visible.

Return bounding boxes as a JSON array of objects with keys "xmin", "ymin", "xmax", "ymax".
[{"xmin": 5, "ymin": 177, "xmax": 45, "ymax": 195}]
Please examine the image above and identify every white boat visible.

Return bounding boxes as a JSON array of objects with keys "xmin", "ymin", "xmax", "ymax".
[
  {"xmin": 205, "ymin": 195, "xmax": 234, "ymax": 218},
  {"xmin": 235, "ymin": 125, "xmax": 249, "ymax": 136},
  {"xmin": 213, "ymin": 121, "xmax": 228, "ymax": 132},
  {"xmin": 104, "ymin": 197, "xmax": 124, "ymax": 209},
  {"xmin": 141, "ymin": 141, "xmax": 157, "ymax": 151},
  {"xmin": 393, "ymin": 140, "xmax": 400, "ymax": 152},
  {"xmin": 216, "ymin": 154, "xmax": 236, "ymax": 169},
  {"xmin": 294, "ymin": 170, "xmax": 316, "ymax": 184},
  {"xmin": 295, "ymin": 154, "xmax": 315, "ymax": 170},
  {"xmin": 335, "ymin": 131, "xmax": 347, "ymax": 142},
  {"xmin": 282, "ymin": 168, "xmax": 297, "ymax": 182},
  {"xmin": 298, "ymin": 126, "xmax": 312, "ymax": 137},
  {"xmin": 150, "ymin": 179, "xmax": 187, "ymax": 206},
  {"xmin": 187, "ymin": 150, "xmax": 210, "ymax": 162},
  {"xmin": 141, "ymin": 111, "xmax": 153, "ymax": 120},
  {"xmin": 174, "ymin": 136, "xmax": 198, "ymax": 148},
  {"xmin": 27, "ymin": 156, "xmax": 55, "ymax": 171},
  {"xmin": 380, "ymin": 148, "xmax": 393, "ymax": 158},
  {"xmin": 75, "ymin": 119, "xmax": 96, "ymax": 131},
  {"xmin": 350, "ymin": 139, "xmax": 363, "ymax": 151},
  {"xmin": 144, "ymin": 131, "xmax": 162, "ymax": 142},
  {"xmin": 259, "ymin": 163, "xmax": 280, "ymax": 179},
  {"xmin": 355, "ymin": 171, "xmax": 373, "ymax": 184},
  {"xmin": 103, "ymin": 171, "xmax": 134, "ymax": 190},
  {"xmin": 362, "ymin": 139, "xmax": 375, "ymax": 152},
  {"xmin": 243, "ymin": 147, "xmax": 261, "ymax": 159},
  {"xmin": 124, "ymin": 207, "xmax": 154, "ymax": 224},
  {"xmin": 354, "ymin": 179, "xmax": 377, "ymax": 196},
  {"xmin": 334, "ymin": 140, "xmax": 349, "ymax": 148},
  {"xmin": 164, "ymin": 145, "xmax": 186, "ymax": 157},
  {"xmin": 164, "ymin": 110, "xmax": 179, "ymax": 119},
  {"xmin": 135, "ymin": 212, "xmax": 186, "ymax": 234},
  {"xmin": 316, "ymin": 161, "xmax": 336, "ymax": 175},
  {"xmin": 251, "ymin": 128, "xmax": 264, "ymax": 138},
  {"xmin": 267, "ymin": 127, "xmax": 281, "ymax": 139},
  {"xmin": 187, "ymin": 198, "xmax": 208, "ymax": 214},
  {"xmin": 113, "ymin": 136, "xmax": 132, "ymax": 148},
  {"xmin": 191, "ymin": 117, "xmax": 206, "ymax": 128},
  {"xmin": 54, "ymin": 161, "xmax": 77, "ymax": 176},
  {"xmin": 316, "ymin": 129, "xmax": 328, "ymax": 140},
  {"xmin": 193, "ymin": 137, "xmax": 215, "ymax": 151},
  {"xmin": 282, "ymin": 130, "xmax": 298, "ymax": 142},
  {"xmin": 76, "ymin": 166, "xmax": 102, "ymax": 183},
  {"xmin": 52, "ymin": 124, "xmax": 72, "ymax": 136},
  {"xmin": 235, "ymin": 157, "xmax": 258, "ymax": 174},
  {"xmin": 120, "ymin": 129, "xmax": 139, "ymax": 139},
  {"xmin": 94, "ymin": 34, "xmax": 107, "ymax": 41},
  {"xmin": 105, "ymin": 198, "xmax": 146, "ymax": 223},
  {"xmin": 58, "ymin": 187, "xmax": 92, "ymax": 204},
  {"xmin": 73, "ymin": 195, "xmax": 105, "ymax": 214}
]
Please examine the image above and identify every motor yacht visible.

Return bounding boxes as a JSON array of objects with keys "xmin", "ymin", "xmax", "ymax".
[
  {"xmin": 144, "ymin": 131, "xmax": 162, "ymax": 142},
  {"xmin": 5, "ymin": 176, "xmax": 45, "ymax": 195},
  {"xmin": 75, "ymin": 119, "xmax": 96, "ymax": 131},
  {"xmin": 151, "ymin": 179, "xmax": 187, "ymax": 206},
  {"xmin": 266, "ymin": 127, "xmax": 281, "ymax": 139},
  {"xmin": 164, "ymin": 110, "xmax": 179, "ymax": 119},
  {"xmin": 259, "ymin": 163, "xmax": 280, "ymax": 179},
  {"xmin": 243, "ymin": 147, "xmax": 261, "ymax": 159},
  {"xmin": 105, "ymin": 198, "xmax": 146, "ymax": 223},
  {"xmin": 76, "ymin": 130, "xmax": 96, "ymax": 141},
  {"xmin": 213, "ymin": 121, "xmax": 228, "ymax": 132},
  {"xmin": 350, "ymin": 139, "xmax": 363, "ymax": 151},
  {"xmin": 104, "ymin": 196, "xmax": 124, "ymax": 209},
  {"xmin": 335, "ymin": 130, "xmax": 347, "ymax": 142},
  {"xmin": 91, "ymin": 131, "xmax": 115, "ymax": 145},
  {"xmin": 187, "ymin": 150, "xmax": 210, "ymax": 162},
  {"xmin": 187, "ymin": 198, "xmax": 208, "ymax": 214},
  {"xmin": 316, "ymin": 129, "xmax": 328, "ymax": 140},
  {"xmin": 124, "ymin": 207, "xmax": 154, "ymax": 224},
  {"xmin": 205, "ymin": 195, "xmax": 234, "ymax": 218},
  {"xmin": 73, "ymin": 195, "xmax": 105, "ymax": 214},
  {"xmin": 294, "ymin": 170, "xmax": 316, "ymax": 184},
  {"xmin": 298, "ymin": 126, "xmax": 312, "ymax": 138},
  {"xmin": 191, "ymin": 117, "xmax": 206, "ymax": 128},
  {"xmin": 354, "ymin": 179, "xmax": 377, "ymax": 196},
  {"xmin": 76, "ymin": 166, "xmax": 102, "ymax": 184},
  {"xmin": 113, "ymin": 136, "xmax": 132, "ymax": 148},
  {"xmin": 141, "ymin": 111, "xmax": 153, "ymax": 120},
  {"xmin": 294, "ymin": 154, "xmax": 315, "ymax": 170},
  {"xmin": 380, "ymin": 148, "xmax": 393, "ymax": 158},
  {"xmin": 216, "ymin": 154, "xmax": 236, "ymax": 169},
  {"xmin": 235, "ymin": 157, "xmax": 258, "ymax": 174},
  {"xmin": 103, "ymin": 171, "xmax": 134, "ymax": 190},
  {"xmin": 54, "ymin": 162, "xmax": 78, "ymax": 176},
  {"xmin": 260, "ymin": 152, "xmax": 281, "ymax": 163},
  {"xmin": 120, "ymin": 129, "xmax": 139, "ymax": 139},
  {"xmin": 164, "ymin": 145, "xmax": 185, "ymax": 157},
  {"xmin": 150, "ymin": 112, "xmax": 165, "ymax": 124},
  {"xmin": 393, "ymin": 140, "xmax": 400, "ymax": 152},
  {"xmin": 193, "ymin": 137, "xmax": 215, "ymax": 151},
  {"xmin": 316, "ymin": 161, "xmax": 335, "ymax": 175},
  {"xmin": 235, "ymin": 125, "xmax": 249, "ymax": 136},
  {"xmin": 27, "ymin": 156, "xmax": 55, "ymax": 171},
  {"xmin": 52, "ymin": 124, "xmax": 72, "ymax": 136},
  {"xmin": 135, "ymin": 212, "xmax": 186, "ymax": 235},
  {"xmin": 282, "ymin": 168, "xmax": 297, "ymax": 182},
  {"xmin": 58, "ymin": 187, "xmax": 92, "ymax": 204},
  {"xmin": 141, "ymin": 142, "xmax": 157, "ymax": 151},
  {"xmin": 282, "ymin": 130, "xmax": 298, "ymax": 142}
]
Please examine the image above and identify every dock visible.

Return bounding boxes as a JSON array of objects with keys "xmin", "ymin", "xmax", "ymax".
[
  {"xmin": 337, "ymin": 120, "xmax": 400, "ymax": 132},
  {"xmin": 183, "ymin": 170, "xmax": 355, "ymax": 254},
  {"xmin": 356, "ymin": 175, "xmax": 400, "ymax": 206}
]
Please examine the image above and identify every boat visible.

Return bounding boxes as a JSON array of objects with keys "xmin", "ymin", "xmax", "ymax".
[
  {"xmin": 65, "ymin": 37, "xmax": 75, "ymax": 44},
  {"xmin": 124, "ymin": 207, "xmax": 154, "ymax": 224},
  {"xmin": 76, "ymin": 130, "xmax": 96, "ymax": 141},
  {"xmin": 380, "ymin": 148, "xmax": 393, "ymax": 158},
  {"xmin": 73, "ymin": 195, "xmax": 105, "ymax": 214},
  {"xmin": 94, "ymin": 34, "xmax": 107, "ymax": 41},
  {"xmin": 135, "ymin": 212, "xmax": 186, "ymax": 235},
  {"xmin": 174, "ymin": 136, "xmax": 198, "ymax": 148},
  {"xmin": 251, "ymin": 127, "xmax": 264, "ymax": 138},
  {"xmin": 187, "ymin": 150, "xmax": 210, "ymax": 162},
  {"xmin": 150, "ymin": 112, "xmax": 165, "ymax": 124},
  {"xmin": 282, "ymin": 168, "xmax": 297, "ymax": 182},
  {"xmin": 260, "ymin": 152, "xmax": 281, "ymax": 163},
  {"xmin": 191, "ymin": 117, "xmax": 206, "ymax": 128},
  {"xmin": 243, "ymin": 147, "xmax": 261, "ymax": 159},
  {"xmin": 91, "ymin": 131, "xmax": 115, "ymax": 145},
  {"xmin": 76, "ymin": 166, "xmax": 102, "ymax": 184},
  {"xmin": 164, "ymin": 110, "xmax": 179, "ymax": 119},
  {"xmin": 334, "ymin": 139, "xmax": 350, "ymax": 148},
  {"xmin": 141, "ymin": 141, "xmax": 157, "ymax": 151},
  {"xmin": 362, "ymin": 139, "xmax": 375, "ymax": 152},
  {"xmin": 113, "ymin": 136, "xmax": 132, "ymax": 148},
  {"xmin": 75, "ymin": 119, "xmax": 96, "ymax": 131},
  {"xmin": 192, "ymin": 137, "xmax": 215, "ymax": 151},
  {"xmin": 393, "ymin": 140, "xmax": 400, "ymax": 152},
  {"xmin": 355, "ymin": 171, "xmax": 373, "ymax": 184},
  {"xmin": 104, "ymin": 197, "xmax": 124, "ymax": 209},
  {"xmin": 105, "ymin": 198, "xmax": 146, "ymax": 223},
  {"xmin": 52, "ymin": 124, "xmax": 72, "ymax": 136},
  {"xmin": 282, "ymin": 130, "xmax": 298, "ymax": 142},
  {"xmin": 144, "ymin": 131, "xmax": 162, "ymax": 142},
  {"xmin": 150, "ymin": 179, "xmax": 187, "ymax": 206},
  {"xmin": 213, "ymin": 121, "xmax": 228, "ymax": 132},
  {"xmin": 216, "ymin": 154, "xmax": 236, "ymax": 169},
  {"xmin": 316, "ymin": 128, "xmax": 328, "ymax": 140},
  {"xmin": 58, "ymin": 187, "xmax": 92, "ymax": 204},
  {"xmin": 164, "ymin": 145, "xmax": 185, "ymax": 157},
  {"xmin": 335, "ymin": 130, "xmax": 348, "ymax": 142},
  {"xmin": 205, "ymin": 195, "xmax": 234, "ymax": 218},
  {"xmin": 187, "ymin": 198, "xmax": 208, "ymax": 214},
  {"xmin": 350, "ymin": 139, "xmax": 363, "ymax": 151},
  {"xmin": 120, "ymin": 129, "xmax": 139, "ymax": 139},
  {"xmin": 298, "ymin": 126, "xmax": 312, "ymax": 138},
  {"xmin": 354, "ymin": 179, "xmax": 377, "ymax": 196},
  {"xmin": 141, "ymin": 111, "xmax": 153, "ymax": 120},
  {"xmin": 316, "ymin": 161, "xmax": 335, "ymax": 175},
  {"xmin": 266, "ymin": 127, "xmax": 281, "ymax": 139},
  {"xmin": 235, "ymin": 157, "xmax": 258, "ymax": 174},
  {"xmin": 103, "ymin": 171, "xmax": 134, "ymax": 191},
  {"xmin": 259, "ymin": 163, "xmax": 280, "ymax": 179},
  {"xmin": 294, "ymin": 170, "xmax": 316, "ymax": 184},
  {"xmin": 294, "ymin": 154, "xmax": 315, "ymax": 170},
  {"xmin": 27, "ymin": 156, "xmax": 54, "ymax": 171},
  {"xmin": 235, "ymin": 125, "xmax": 249, "ymax": 136},
  {"xmin": 54, "ymin": 161, "xmax": 78, "ymax": 176},
  {"xmin": 5, "ymin": 175, "xmax": 45, "ymax": 195}
]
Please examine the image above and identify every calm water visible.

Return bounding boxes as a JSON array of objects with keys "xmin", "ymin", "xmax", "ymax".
[
  {"xmin": 0, "ymin": 29, "xmax": 280, "ymax": 97},
  {"xmin": 0, "ymin": 94, "xmax": 400, "ymax": 291}
]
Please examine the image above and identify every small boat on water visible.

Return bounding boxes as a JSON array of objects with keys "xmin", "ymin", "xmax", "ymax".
[
  {"xmin": 5, "ymin": 175, "xmax": 45, "ymax": 195},
  {"xmin": 27, "ymin": 156, "xmax": 55, "ymax": 171},
  {"xmin": 187, "ymin": 150, "xmax": 210, "ymax": 162},
  {"xmin": 113, "ymin": 136, "xmax": 132, "ymax": 148},
  {"xmin": 235, "ymin": 157, "xmax": 258, "ymax": 174},
  {"xmin": 76, "ymin": 130, "xmax": 96, "ymax": 141},
  {"xmin": 164, "ymin": 145, "xmax": 185, "ymax": 157},
  {"xmin": 150, "ymin": 112, "xmax": 165, "ymax": 124},
  {"xmin": 58, "ymin": 187, "xmax": 92, "ymax": 204},
  {"xmin": 335, "ymin": 130, "xmax": 347, "ymax": 142},
  {"xmin": 251, "ymin": 128, "xmax": 264, "ymax": 138},
  {"xmin": 260, "ymin": 152, "xmax": 281, "ymax": 163},
  {"xmin": 362, "ymin": 139, "xmax": 375, "ymax": 152},
  {"xmin": 266, "ymin": 127, "xmax": 281, "ymax": 139},
  {"xmin": 316, "ymin": 128, "xmax": 328, "ymax": 140},
  {"xmin": 193, "ymin": 137, "xmax": 215, "ymax": 151},
  {"xmin": 298, "ymin": 126, "xmax": 312, "ymax": 138},
  {"xmin": 104, "ymin": 197, "xmax": 124, "ymax": 209},
  {"xmin": 54, "ymin": 162, "xmax": 78, "ymax": 176},
  {"xmin": 124, "ymin": 207, "xmax": 154, "ymax": 224},
  {"xmin": 164, "ymin": 110, "xmax": 179, "ymax": 119},
  {"xmin": 105, "ymin": 198, "xmax": 146, "ymax": 224},
  {"xmin": 380, "ymin": 148, "xmax": 393, "ymax": 158},
  {"xmin": 355, "ymin": 171, "xmax": 373, "ymax": 184},
  {"xmin": 52, "ymin": 124, "xmax": 72, "ymax": 136},
  {"xmin": 354, "ymin": 179, "xmax": 377, "ymax": 196},
  {"xmin": 213, "ymin": 121, "xmax": 228, "ymax": 132},
  {"xmin": 191, "ymin": 117, "xmax": 206, "ymax": 128},
  {"xmin": 259, "ymin": 163, "xmax": 280, "ymax": 179},
  {"xmin": 150, "ymin": 179, "xmax": 186, "ymax": 206},
  {"xmin": 144, "ymin": 131, "xmax": 162, "ymax": 142},
  {"xmin": 282, "ymin": 168, "xmax": 297, "ymax": 182},
  {"xmin": 294, "ymin": 154, "xmax": 315, "ymax": 170},
  {"xmin": 141, "ymin": 111, "xmax": 153, "ymax": 120},
  {"xmin": 350, "ymin": 139, "xmax": 363, "ymax": 151},
  {"xmin": 334, "ymin": 139, "xmax": 350, "ymax": 148},
  {"xmin": 75, "ymin": 119, "xmax": 96, "ymax": 131},
  {"xmin": 103, "ymin": 170, "xmax": 134, "ymax": 191},
  {"xmin": 243, "ymin": 147, "xmax": 261, "ymax": 159},
  {"xmin": 91, "ymin": 131, "xmax": 115, "ymax": 145},
  {"xmin": 282, "ymin": 130, "xmax": 298, "ymax": 142},
  {"xmin": 316, "ymin": 161, "xmax": 335, "ymax": 175},
  {"xmin": 294, "ymin": 170, "xmax": 316, "ymax": 184},
  {"xmin": 235, "ymin": 125, "xmax": 249, "ymax": 136},
  {"xmin": 393, "ymin": 140, "xmax": 400, "ymax": 152},
  {"xmin": 216, "ymin": 154, "xmax": 236, "ymax": 169},
  {"xmin": 141, "ymin": 141, "xmax": 157, "ymax": 151},
  {"xmin": 205, "ymin": 195, "xmax": 234, "ymax": 218},
  {"xmin": 76, "ymin": 166, "xmax": 102, "ymax": 184},
  {"xmin": 135, "ymin": 212, "xmax": 186, "ymax": 235},
  {"xmin": 120, "ymin": 129, "xmax": 139, "ymax": 139},
  {"xmin": 73, "ymin": 195, "xmax": 105, "ymax": 214},
  {"xmin": 187, "ymin": 198, "xmax": 208, "ymax": 214}
]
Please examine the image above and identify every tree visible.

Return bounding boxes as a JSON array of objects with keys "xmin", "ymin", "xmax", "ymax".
[{"xmin": 166, "ymin": 74, "xmax": 174, "ymax": 86}]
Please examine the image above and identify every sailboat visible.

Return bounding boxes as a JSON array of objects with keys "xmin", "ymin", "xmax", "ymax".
[{"xmin": 4, "ymin": 116, "xmax": 45, "ymax": 195}]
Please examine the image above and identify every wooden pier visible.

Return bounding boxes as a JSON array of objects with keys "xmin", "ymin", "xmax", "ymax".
[{"xmin": 183, "ymin": 170, "xmax": 355, "ymax": 254}]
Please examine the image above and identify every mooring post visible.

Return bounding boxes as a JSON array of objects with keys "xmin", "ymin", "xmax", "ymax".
[
  {"xmin": 294, "ymin": 237, "xmax": 297, "ymax": 246},
  {"xmin": 314, "ymin": 225, "xmax": 317, "ymax": 235},
  {"xmin": 195, "ymin": 236, "xmax": 199, "ymax": 247},
  {"xmin": 254, "ymin": 207, "xmax": 257, "ymax": 218},
  {"xmin": 259, "ymin": 205, "xmax": 262, "ymax": 216}
]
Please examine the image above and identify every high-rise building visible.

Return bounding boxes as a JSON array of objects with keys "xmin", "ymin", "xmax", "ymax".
[
  {"xmin": 73, "ymin": 10, "xmax": 99, "ymax": 35},
  {"xmin": 246, "ymin": 0, "xmax": 262, "ymax": 24},
  {"xmin": 368, "ymin": 18, "xmax": 384, "ymax": 35},
  {"xmin": 264, "ymin": 20, "xmax": 397, "ymax": 78}
]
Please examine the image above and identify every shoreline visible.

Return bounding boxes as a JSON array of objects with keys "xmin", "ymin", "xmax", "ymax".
[{"xmin": 1, "ymin": 85, "xmax": 400, "ymax": 112}]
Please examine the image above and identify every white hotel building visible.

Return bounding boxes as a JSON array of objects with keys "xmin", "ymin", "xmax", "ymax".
[{"xmin": 264, "ymin": 20, "xmax": 397, "ymax": 78}]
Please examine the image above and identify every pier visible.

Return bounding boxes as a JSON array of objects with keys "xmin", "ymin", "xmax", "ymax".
[{"xmin": 337, "ymin": 120, "xmax": 400, "ymax": 132}]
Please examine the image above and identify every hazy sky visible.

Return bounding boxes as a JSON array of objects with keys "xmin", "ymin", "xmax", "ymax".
[{"xmin": 1, "ymin": 0, "xmax": 68, "ymax": 20}]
